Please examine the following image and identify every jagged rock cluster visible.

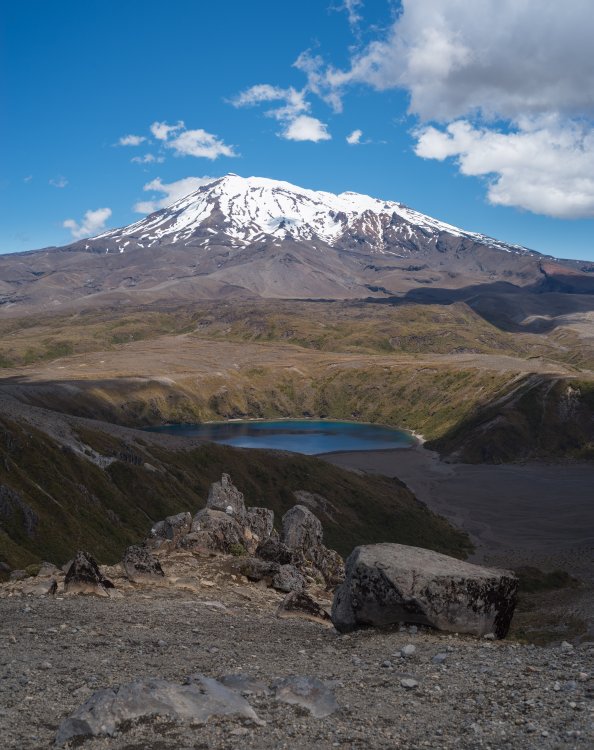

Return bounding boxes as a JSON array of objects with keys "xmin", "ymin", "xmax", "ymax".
[
  {"xmin": 144, "ymin": 473, "xmax": 345, "ymax": 594},
  {"xmin": 2, "ymin": 474, "xmax": 520, "ymax": 642}
]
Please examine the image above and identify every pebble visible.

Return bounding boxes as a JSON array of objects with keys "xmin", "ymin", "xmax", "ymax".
[
  {"xmin": 432, "ymin": 653, "xmax": 447, "ymax": 665},
  {"xmin": 401, "ymin": 645, "xmax": 416, "ymax": 658},
  {"xmin": 401, "ymin": 678, "xmax": 419, "ymax": 690},
  {"xmin": 560, "ymin": 641, "xmax": 574, "ymax": 653}
]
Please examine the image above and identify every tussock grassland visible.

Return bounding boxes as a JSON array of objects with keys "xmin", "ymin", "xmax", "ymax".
[{"xmin": 0, "ymin": 298, "xmax": 587, "ymax": 367}]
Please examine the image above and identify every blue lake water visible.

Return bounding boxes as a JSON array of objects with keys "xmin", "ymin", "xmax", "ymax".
[{"xmin": 147, "ymin": 419, "xmax": 415, "ymax": 455}]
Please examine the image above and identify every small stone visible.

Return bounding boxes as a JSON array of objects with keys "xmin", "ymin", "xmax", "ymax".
[
  {"xmin": 39, "ymin": 662, "xmax": 52, "ymax": 670},
  {"xmin": 560, "ymin": 641, "xmax": 574, "ymax": 653},
  {"xmin": 409, "ymin": 625, "xmax": 418, "ymax": 635},
  {"xmin": 382, "ymin": 660, "xmax": 393, "ymax": 669},
  {"xmin": 483, "ymin": 632, "xmax": 496, "ymax": 640},
  {"xmin": 432, "ymin": 653, "xmax": 448, "ymax": 665},
  {"xmin": 401, "ymin": 644, "xmax": 416, "ymax": 658},
  {"xmin": 401, "ymin": 678, "xmax": 418, "ymax": 689},
  {"xmin": 157, "ymin": 640, "xmax": 167, "ymax": 648}
]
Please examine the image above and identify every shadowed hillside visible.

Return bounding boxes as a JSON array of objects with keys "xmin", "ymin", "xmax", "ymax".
[{"xmin": 0, "ymin": 416, "xmax": 472, "ymax": 571}]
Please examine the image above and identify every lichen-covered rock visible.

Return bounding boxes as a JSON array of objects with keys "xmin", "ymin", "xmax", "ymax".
[
  {"xmin": 55, "ymin": 676, "xmax": 263, "ymax": 745},
  {"xmin": 256, "ymin": 537, "xmax": 294, "ymax": 565},
  {"xmin": 149, "ymin": 512, "xmax": 192, "ymax": 547},
  {"xmin": 279, "ymin": 505, "xmax": 344, "ymax": 589},
  {"xmin": 332, "ymin": 543, "xmax": 518, "ymax": 638},
  {"xmin": 234, "ymin": 557, "xmax": 280, "ymax": 583},
  {"xmin": 184, "ymin": 509, "xmax": 245, "ymax": 554},
  {"xmin": 313, "ymin": 546, "xmax": 345, "ymax": 589},
  {"xmin": 64, "ymin": 551, "xmax": 114, "ymax": 597},
  {"xmin": 206, "ymin": 473, "xmax": 247, "ymax": 523},
  {"xmin": 272, "ymin": 564, "xmax": 307, "ymax": 593},
  {"xmin": 122, "ymin": 545, "xmax": 164, "ymax": 582},
  {"xmin": 281, "ymin": 505, "xmax": 323, "ymax": 556},
  {"xmin": 245, "ymin": 507, "xmax": 274, "ymax": 543}
]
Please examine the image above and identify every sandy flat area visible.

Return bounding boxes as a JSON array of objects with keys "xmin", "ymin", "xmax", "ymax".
[{"xmin": 323, "ymin": 447, "xmax": 594, "ymax": 582}]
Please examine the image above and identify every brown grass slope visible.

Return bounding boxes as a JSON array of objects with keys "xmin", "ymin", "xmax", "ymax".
[{"xmin": 429, "ymin": 377, "xmax": 594, "ymax": 462}]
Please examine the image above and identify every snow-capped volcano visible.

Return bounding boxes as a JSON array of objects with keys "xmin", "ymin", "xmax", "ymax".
[
  {"xmin": 94, "ymin": 173, "xmax": 529, "ymax": 256},
  {"xmin": 4, "ymin": 173, "xmax": 593, "ymax": 312}
]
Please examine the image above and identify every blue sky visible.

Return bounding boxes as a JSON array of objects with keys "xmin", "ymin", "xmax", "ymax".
[{"xmin": 2, "ymin": 0, "xmax": 593, "ymax": 260}]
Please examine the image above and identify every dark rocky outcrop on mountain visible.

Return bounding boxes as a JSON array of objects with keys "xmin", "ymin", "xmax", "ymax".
[
  {"xmin": 332, "ymin": 543, "xmax": 518, "ymax": 638},
  {"xmin": 64, "ymin": 550, "xmax": 114, "ymax": 596},
  {"xmin": 148, "ymin": 474, "xmax": 345, "ymax": 594}
]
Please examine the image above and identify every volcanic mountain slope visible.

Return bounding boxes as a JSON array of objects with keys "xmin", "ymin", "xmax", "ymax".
[{"xmin": 3, "ymin": 174, "xmax": 594, "ymax": 312}]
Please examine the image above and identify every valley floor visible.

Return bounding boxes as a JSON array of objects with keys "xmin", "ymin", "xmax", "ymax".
[{"xmin": 324, "ymin": 447, "xmax": 594, "ymax": 641}]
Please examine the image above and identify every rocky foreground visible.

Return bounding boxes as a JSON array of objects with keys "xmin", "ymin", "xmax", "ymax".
[
  {"xmin": 0, "ymin": 569, "xmax": 592, "ymax": 749},
  {"xmin": 0, "ymin": 475, "xmax": 592, "ymax": 748}
]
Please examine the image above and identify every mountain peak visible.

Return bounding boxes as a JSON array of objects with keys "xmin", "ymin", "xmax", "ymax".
[{"xmin": 96, "ymin": 173, "xmax": 512, "ymax": 254}]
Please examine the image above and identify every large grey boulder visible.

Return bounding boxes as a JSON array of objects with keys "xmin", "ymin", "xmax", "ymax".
[
  {"xmin": 183, "ymin": 509, "xmax": 245, "ymax": 554},
  {"xmin": 332, "ymin": 543, "xmax": 518, "ymax": 639}
]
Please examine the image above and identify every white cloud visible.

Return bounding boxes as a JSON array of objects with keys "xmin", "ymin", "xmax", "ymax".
[
  {"xmin": 49, "ymin": 176, "xmax": 68, "ymax": 188},
  {"xmin": 232, "ymin": 82, "xmax": 331, "ymax": 143},
  {"xmin": 150, "ymin": 121, "xmax": 185, "ymax": 141},
  {"xmin": 339, "ymin": 0, "xmax": 363, "ymax": 28},
  {"xmin": 415, "ymin": 118, "xmax": 594, "ymax": 219},
  {"xmin": 23, "ymin": 175, "xmax": 32, "ymax": 183},
  {"xmin": 117, "ymin": 134, "xmax": 147, "ymax": 146},
  {"xmin": 317, "ymin": 0, "xmax": 594, "ymax": 122},
  {"xmin": 280, "ymin": 0, "xmax": 594, "ymax": 218},
  {"xmin": 133, "ymin": 176, "xmax": 216, "ymax": 214},
  {"xmin": 166, "ymin": 128, "xmax": 237, "ymax": 159},
  {"xmin": 346, "ymin": 128, "xmax": 363, "ymax": 145},
  {"xmin": 63, "ymin": 207, "xmax": 112, "ymax": 239},
  {"xmin": 131, "ymin": 153, "xmax": 164, "ymax": 164},
  {"xmin": 283, "ymin": 115, "xmax": 331, "ymax": 142}
]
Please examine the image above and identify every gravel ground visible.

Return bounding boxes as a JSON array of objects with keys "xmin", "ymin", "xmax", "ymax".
[{"xmin": 1, "ymin": 570, "xmax": 592, "ymax": 750}]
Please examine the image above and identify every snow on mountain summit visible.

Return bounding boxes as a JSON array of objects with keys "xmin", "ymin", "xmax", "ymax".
[{"xmin": 94, "ymin": 173, "xmax": 529, "ymax": 256}]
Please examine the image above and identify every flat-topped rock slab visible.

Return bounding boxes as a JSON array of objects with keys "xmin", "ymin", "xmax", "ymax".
[{"xmin": 332, "ymin": 543, "xmax": 518, "ymax": 638}]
